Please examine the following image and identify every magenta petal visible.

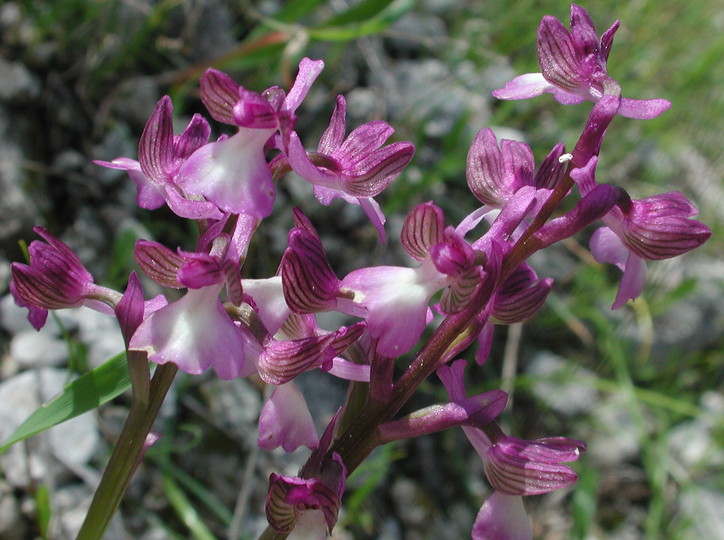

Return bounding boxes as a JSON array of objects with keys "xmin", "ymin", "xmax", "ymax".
[
  {"xmin": 281, "ymin": 227, "xmax": 341, "ymax": 314},
  {"xmin": 612, "ymin": 252, "xmax": 647, "ymax": 310},
  {"xmin": 484, "ymin": 435, "xmax": 583, "ymax": 495},
  {"xmin": 537, "ymin": 14, "xmax": 586, "ymax": 92},
  {"xmin": 242, "ymin": 276, "xmax": 290, "ymax": 335},
  {"xmin": 139, "ymin": 96, "xmax": 174, "ymax": 182},
  {"xmin": 590, "ymin": 227, "xmax": 627, "ymax": 271},
  {"xmin": 357, "ymin": 197, "xmax": 387, "ymax": 243},
  {"xmin": 9, "ymin": 280, "xmax": 48, "ymax": 330},
  {"xmin": 318, "ymin": 95, "xmax": 347, "ymax": 152},
  {"xmin": 115, "ymin": 271, "xmax": 145, "ymax": 346},
  {"xmin": 283, "ymin": 58, "xmax": 325, "ymax": 114},
  {"xmin": 199, "ymin": 68, "xmax": 240, "ymax": 125},
  {"xmin": 258, "ymin": 382, "xmax": 319, "ymax": 452},
  {"xmin": 134, "ymin": 239, "xmax": 184, "ymax": 288},
  {"xmin": 11, "ymin": 228, "xmax": 96, "ymax": 310},
  {"xmin": 472, "ymin": 492, "xmax": 532, "ymax": 540},
  {"xmin": 617, "ymin": 97, "xmax": 671, "ymax": 119},
  {"xmin": 175, "ymin": 114, "xmax": 212, "ymax": 160}
]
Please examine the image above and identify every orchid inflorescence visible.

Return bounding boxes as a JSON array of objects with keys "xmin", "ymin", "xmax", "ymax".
[{"xmin": 10, "ymin": 4, "xmax": 710, "ymax": 539}]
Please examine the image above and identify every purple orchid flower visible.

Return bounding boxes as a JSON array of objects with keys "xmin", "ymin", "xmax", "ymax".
[
  {"xmin": 280, "ymin": 95, "xmax": 415, "ymax": 241},
  {"xmin": 129, "ymin": 237, "xmax": 251, "ymax": 380},
  {"xmin": 439, "ymin": 360, "xmax": 586, "ymax": 540},
  {"xmin": 95, "ymin": 96, "xmax": 222, "ymax": 220},
  {"xmin": 266, "ymin": 450, "xmax": 346, "ymax": 537},
  {"xmin": 176, "ymin": 58, "xmax": 325, "ymax": 218},
  {"xmin": 465, "ymin": 128, "xmax": 566, "ymax": 211},
  {"xmin": 572, "ymin": 157, "xmax": 711, "ymax": 309},
  {"xmin": 11, "ymin": 227, "xmax": 121, "ymax": 329},
  {"xmin": 280, "ymin": 205, "xmax": 487, "ymax": 357},
  {"xmin": 493, "ymin": 4, "xmax": 670, "ymax": 120}
]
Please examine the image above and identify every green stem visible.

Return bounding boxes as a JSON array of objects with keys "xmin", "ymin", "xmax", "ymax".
[{"xmin": 76, "ymin": 363, "xmax": 178, "ymax": 540}]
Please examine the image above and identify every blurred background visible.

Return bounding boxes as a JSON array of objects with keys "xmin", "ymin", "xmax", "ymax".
[{"xmin": 0, "ymin": 0, "xmax": 721, "ymax": 539}]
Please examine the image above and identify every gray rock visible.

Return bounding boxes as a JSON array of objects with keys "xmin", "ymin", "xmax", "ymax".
[
  {"xmin": 10, "ymin": 330, "xmax": 68, "ymax": 368},
  {"xmin": 0, "ymin": 104, "xmax": 43, "ymax": 246},
  {"xmin": 0, "ymin": 482, "xmax": 27, "ymax": 540},
  {"xmin": 0, "ymin": 57, "xmax": 40, "ymax": 104},
  {"xmin": 527, "ymin": 351, "xmax": 598, "ymax": 416},
  {"xmin": 587, "ymin": 396, "xmax": 641, "ymax": 466},
  {"xmin": 199, "ymin": 377, "xmax": 262, "ymax": 444},
  {"xmin": 71, "ymin": 308, "xmax": 125, "ymax": 369},
  {"xmin": 0, "ymin": 369, "xmax": 99, "ymax": 487}
]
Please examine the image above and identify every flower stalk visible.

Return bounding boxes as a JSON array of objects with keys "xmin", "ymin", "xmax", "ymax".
[{"xmin": 76, "ymin": 364, "xmax": 177, "ymax": 540}]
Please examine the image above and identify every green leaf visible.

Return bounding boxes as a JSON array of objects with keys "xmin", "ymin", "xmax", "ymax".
[
  {"xmin": 308, "ymin": 0, "xmax": 414, "ymax": 42},
  {"xmin": 272, "ymin": 0, "xmax": 329, "ymax": 23},
  {"xmin": 0, "ymin": 352, "xmax": 132, "ymax": 453},
  {"xmin": 163, "ymin": 472, "xmax": 218, "ymax": 540},
  {"xmin": 35, "ymin": 483, "xmax": 52, "ymax": 540}
]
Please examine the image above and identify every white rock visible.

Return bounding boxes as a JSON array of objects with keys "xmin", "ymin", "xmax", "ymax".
[
  {"xmin": 0, "ymin": 369, "xmax": 99, "ymax": 487},
  {"xmin": 11, "ymin": 330, "xmax": 67, "ymax": 368}
]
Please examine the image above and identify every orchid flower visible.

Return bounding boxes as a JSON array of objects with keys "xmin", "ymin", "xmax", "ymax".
[
  {"xmin": 572, "ymin": 157, "xmax": 711, "ymax": 308},
  {"xmin": 280, "ymin": 95, "xmax": 415, "ymax": 241},
  {"xmin": 280, "ymin": 205, "xmax": 487, "ymax": 357},
  {"xmin": 128, "ymin": 236, "xmax": 252, "ymax": 380},
  {"xmin": 176, "ymin": 58, "xmax": 325, "ymax": 218},
  {"xmin": 95, "ymin": 96, "xmax": 222, "ymax": 220},
  {"xmin": 439, "ymin": 360, "xmax": 585, "ymax": 540},
  {"xmin": 11, "ymin": 227, "xmax": 121, "ymax": 329},
  {"xmin": 493, "ymin": 4, "xmax": 671, "ymax": 119}
]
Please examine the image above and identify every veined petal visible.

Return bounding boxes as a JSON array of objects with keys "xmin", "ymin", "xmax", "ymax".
[
  {"xmin": 281, "ymin": 227, "xmax": 341, "ymax": 314},
  {"xmin": 257, "ymin": 322, "xmax": 364, "ymax": 385},
  {"xmin": 138, "ymin": 96, "xmax": 175, "ymax": 182},
  {"xmin": 401, "ymin": 202, "xmax": 446, "ymax": 261},
  {"xmin": 266, "ymin": 474, "xmax": 341, "ymax": 535},
  {"xmin": 607, "ymin": 191, "xmax": 711, "ymax": 260},
  {"xmin": 174, "ymin": 113, "xmax": 212, "ymax": 160},
  {"xmin": 341, "ymin": 141, "xmax": 414, "ymax": 198},
  {"xmin": 317, "ymin": 95, "xmax": 347, "ymax": 153},
  {"xmin": 466, "ymin": 128, "xmax": 506, "ymax": 207},
  {"xmin": 200, "ymin": 68, "xmax": 240, "ymax": 124},
  {"xmin": 492, "ymin": 264, "xmax": 553, "ymax": 324},
  {"xmin": 484, "ymin": 435, "xmax": 584, "ymax": 495},
  {"xmin": 11, "ymin": 227, "xmax": 98, "ymax": 311},
  {"xmin": 537, "ymin": 14, "xmax": 586, "ymax": 91},
  {"xmin": 134, "ymin": 239, "xmax": 184, "ymax": 288},
  {"xmin": 533, "ymin": 143, "xmax": 567, "ymax": 190}
]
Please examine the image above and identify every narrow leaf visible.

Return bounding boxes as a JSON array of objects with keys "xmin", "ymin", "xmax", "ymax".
[{"xmin": 0, "ymin": 352, "xmax": 132, "ymax": 453}]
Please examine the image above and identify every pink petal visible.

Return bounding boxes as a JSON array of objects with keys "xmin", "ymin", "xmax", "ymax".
[{"xmin": 258, "ymin": 382, "xmax": 319, "ymax": 452}]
